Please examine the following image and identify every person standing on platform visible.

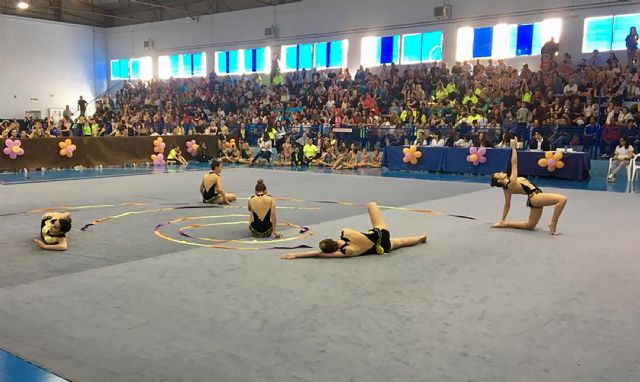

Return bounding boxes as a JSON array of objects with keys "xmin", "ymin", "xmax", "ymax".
[{"xmin": 77, "ymin": 96, "xmax": 88, "ymax": 117}]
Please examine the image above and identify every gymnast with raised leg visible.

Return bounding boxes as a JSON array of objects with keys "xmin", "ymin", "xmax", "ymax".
[
  {"xmin": 248, "ymin": 179, "xmax": 282, "ymax": 239},
  {"xmin": 490, "ymin": 140, "xmax": 567, "ymax": 235},
  {"xmin": 281, "ymin": 202, "xmax": 426, "ymax": 259},
  {"xmin": 34, "ymin": 212, "xmax": 72, "ymax": 251},
  {"xmin": 199, "ymin": 159, "xmax": 237, "ymax": 204}
]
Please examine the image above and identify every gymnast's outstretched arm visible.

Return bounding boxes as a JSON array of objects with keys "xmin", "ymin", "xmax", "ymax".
[{"xmin": 281, "ymin": 250, "xmax": 347, "ymax": 260}]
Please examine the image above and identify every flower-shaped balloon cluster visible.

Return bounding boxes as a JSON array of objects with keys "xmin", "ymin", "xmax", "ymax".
[
  {"xmin": 402, "ymin": 145, "xmax": 422, "ymax": 165},
  {"xmin": 151, "ymin": 137, "xmax": 167, "ymax": 166},
  {"xmin": 186, "ymin": 140, "xmax": 200, "ymax": 157},
  {"xmin": 153, "ymin": 137, "xmax": 166, "ymax": 154},
  {"xmin": 466, "ymin": 147, "xmax": 487, "ymax": 166},
  {"xmin": 537, "ymin": 151, "xmax": 565, "ymax": 172},
  {"xmin": 3, "ymin": 139, "xmax": 24, "ymax": 160},
  {"xmin": 151, "ymin": 153, "xmax": 166, "ymax": 166},
  {"xmin": 58, "ymin": 139, "xmax": 76, "ymax": 158}
]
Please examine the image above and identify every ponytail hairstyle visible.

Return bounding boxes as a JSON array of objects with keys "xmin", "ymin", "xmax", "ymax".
[{"xmin": 255, "ymin": 178, "xmax": 267, "ymax": 193}]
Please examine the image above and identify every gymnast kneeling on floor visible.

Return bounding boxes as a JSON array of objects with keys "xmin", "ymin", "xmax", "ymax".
[
  {"xmin": 248, "ymin": 179, "xmax": 282, "ymax": 239},
  {"xmin": 34, "ymin": 212, "xmax": 72, "ymax": 251},
  {"xmin": 490, "ymin": 139, "xmax": 567, "ymax": 235},
  {"xmin": 281, "ymin": 202, "xmax": 426, "ymax": 260},
  {"xmin": 199, "ymin": 159, "xmax": 237, "ymax": 204}
]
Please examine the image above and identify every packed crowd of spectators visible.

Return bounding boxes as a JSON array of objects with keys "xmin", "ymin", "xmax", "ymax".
[{"xmin": 3, "ymin": 36, "xmax": 640, "ymax": 162}]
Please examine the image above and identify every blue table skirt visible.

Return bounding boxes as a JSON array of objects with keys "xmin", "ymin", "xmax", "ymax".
[{"xmin": 383, "ymin": 147, "xmax": 591, "ymax": 180}]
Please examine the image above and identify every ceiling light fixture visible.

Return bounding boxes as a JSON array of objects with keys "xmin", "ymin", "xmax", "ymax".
[{"xmin": 17, "ymin": 1, "xmax": 29, "ymax": 10}]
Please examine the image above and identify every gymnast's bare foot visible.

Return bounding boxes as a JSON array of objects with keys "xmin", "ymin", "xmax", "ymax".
[
  {"xmin": 419, "ymin": 235, "xmax": 427, "ymax": 243},
  {"xmin": 491, "ymin": 220, "xmax": 507, "ymax": 228},
  {"xmin": 548, "ymin": 222, "xmax": 559, "ymax": 235}
]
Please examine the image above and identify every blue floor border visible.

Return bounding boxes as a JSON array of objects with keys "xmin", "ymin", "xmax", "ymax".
[{"xmin": 0, "ymin": 349, "xmax": 68, "ymax": 382}]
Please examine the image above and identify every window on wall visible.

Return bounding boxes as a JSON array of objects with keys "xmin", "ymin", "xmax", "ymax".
[
  {"xmin": 583, "ymin": 16, "xmax": 614, "ymax": 53},
  {"xmin": 612, "ymin": 13, "xmax": 640, "ymax": 51},
  {"xmin": 110, "ymin": 59, "xmax": 129, "ymax": 80},
  {"xmin": 361, "ymin": 35, "xmax": 400, "ymax": 67},
  {"xmin": 158, "ymin": 52, "xmax": 206, "ymax": 79},
  {"xmin": 129, "ymin": 57, "xmax": 153, "ymax": 80},
  {"xmin": 216, "ymin": 50, "xmax": 239, "ymax": 75},
  {"xmin": 456, "ymin": 18, "xmax": 562, "ymax": 60},
  {"xmin": 281, "ymin": 44, "xmax": 313, "ymax": 71},
  {"xmin": 110, "ymin": 57, "xmax": 152, "ymax": 80},
  {"xmin": 215, "ymin": 47, "xmax": 271, "ymax": 75},
  {"xmin": 583, "ymin": 13, "xmax": 640, "ymax": 52},
  {"xmin": 401, "ymin": 31, "xmax": 443, "ymax": 64},
  {"xmin": 314, "ymin": 40, "xmax": 348, "ymax": 70}
]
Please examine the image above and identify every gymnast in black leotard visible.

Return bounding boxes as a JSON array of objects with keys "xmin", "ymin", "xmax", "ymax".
[
  {"xmin": 248, "ymin": 179, "xmax": 281, "ymax": 238},
  {"xmin": 490, "ymin": 139, "xmax": 567, "ymax": 235},
  {"xmin": 281, "ymin": 202, "xmax": 426, "ymax": 260},
  {"xmin": 199, "ymin": 159, "xmax": 237, "ymax": 204}
]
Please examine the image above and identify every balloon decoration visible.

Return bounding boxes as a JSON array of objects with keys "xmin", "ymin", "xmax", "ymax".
[
  {"xmin": 537, "ymin": 151, "xmax": 565, "ymax": 172},
  {"xmin": 151, "ymin": 153, "xmax": 166, "ymax": 166},
  {"xmin": 3, "ymin": 139, "xmax": 24, "ymax": 160},
  {"xmin": 466, "ymin": 146, "xmax": 487, "ymax": 166},
  {"xmin": 224, "ymin": 138, "xmax": 236, "ymax": 151},
  {"xmin": 152, "ymin": 137, "xmax": 166, "ymax": 154},
  {"xmin": 402, "ymin": 145, "xmax": 422, "ymax": 165},
  {"xmin": 186, "ymin": 140, "xmax": 200, "ymax": 157},
  {"xmin": 58, "ymin": 139, "xmax": 77, "ymax": 158}
]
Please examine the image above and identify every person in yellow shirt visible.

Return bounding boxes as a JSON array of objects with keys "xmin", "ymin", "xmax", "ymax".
[
  {"xmin": 435, "ymin": 83, "xmax": 448, "ymax": 102},
  {"xmin": 303, "ymin": 139, "xmax": 318, "ymax": 165},
  {"xmin": 462, "ymin": 90, "xmax": 478, "ymax": 106}
]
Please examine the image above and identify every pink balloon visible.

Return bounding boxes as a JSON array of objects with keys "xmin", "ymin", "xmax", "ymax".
[
  {"xmin": 5, "ymin": 139, "xmax": 13, "ymax": 147},
  {"xmin": 17, "ymin": 148, "xmax": 24, "ymax": 155},
  {"xmin": 3, "ymin": 147, "xmax": 10, "ymax": 155},
  {"xmin": 404, "ymin": 153, "xmax": 412, "ymax": 160},
  {"xmin": 67, "ymin": 146, "xmax": 75, "ymax": 153},
  {"xmin": 477, "ymin": 147, "xmax": 486, "ymax": 156},
  {"xmin": 469, "ymin": 147, "xmax": 478, "ymax": 155},
  {"xmin": 479, "ymin": 156, "xmax": 487, "ymax": 163},
  {"xmin": 9, "ymin": 153, "xmax": 17, "ymax": 159},
  {"xmin": 14, "ymin": 140, "xmax": 21, "ymax": 147},
  {"xmin": 159, "ymin": 143, "xmax": 166, "ymax": 150},
  {"xmin": 547, "ymin": 159, "xmax": 556, "ymax": 167}
]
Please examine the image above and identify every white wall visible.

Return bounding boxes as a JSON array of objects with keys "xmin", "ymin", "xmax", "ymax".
[
  {"xmin": 0, "ymin": 14, "xmax": 108, "ymax": 119},
  {"xmin": 106, "ymin": 0, "xmax": 640, "ymax": 80}
]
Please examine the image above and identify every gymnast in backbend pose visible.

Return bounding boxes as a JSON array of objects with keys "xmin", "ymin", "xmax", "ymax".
[
  {"xmin": 281, "ymin": 202, "xmax": 426, "ymax": 260},
  {"xmin": 34, "ymin": 212, "xmax": 72, "ymax": 251},
  {"xmin": 248, "ymin": 179, "xmax": 282, "ymax": 239},
  {"xmin": 199, "ymin": 159, "xmax": 237, "ymax": 204},
  {"xmin": 490, "ymin": 140, "xmax": 567, "ymax": 235}
]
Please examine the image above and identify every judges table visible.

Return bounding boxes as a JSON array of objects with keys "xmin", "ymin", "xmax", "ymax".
[{"xmin": 383, "ymin": 146, "xmax": 591, "ymax": 180}]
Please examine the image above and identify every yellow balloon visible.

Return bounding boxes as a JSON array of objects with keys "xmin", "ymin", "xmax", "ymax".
[
  {"xmin": 553, "ymin": 152, "xmax": 563, "ymax": 161},
  {"xmin": 470, "ymin": 154, "xmax": 478, "ymax": 162},
  {"xmin": 544, "ymin": 151, "xmax": 553, "ymax": 159},
  {"xmin": 67, "ymin": 152, "xmax": 73, "ymax": 158},
  {"xmin": 414, "ymin": 151, "xmax": 422, "ymax": 158},
  {"xmin": 403, "ymin": 148, "xmax": 410, "ymax": 155},
  {"xmin": 151, "ymin": 155, "xmax": 157, "ymax": 160},
  {"xmin": 538, "ymin": 158, "xmax": 547, "ymax": 167},
  {"xmin": 12, "ymin": 146, "xmax": 21, "ymax": 154},
  {"xmin": 556, "ymin": 161, "xmax": 565, "ymax": 169},
  {"xmin": 58, "ymin": 142, "xmax": 65, "ymax": 149},
  {"xmin": 65, "ymin": 139, "xmax": 72, "ymax": 145},
  {"xmin": 403, "ymin": 156, "xmax": 410, "ymax": 163},
  {"xmin": 157, "ymin": 137, "xmax": 163, "ymax": 142},
  {"xmin": 410, "ymin": 158, "xmax": 418, "ymax": 165},
  {"xmin": 60, "ymin": 149, "xmax": 67, "ymax": 156}
]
